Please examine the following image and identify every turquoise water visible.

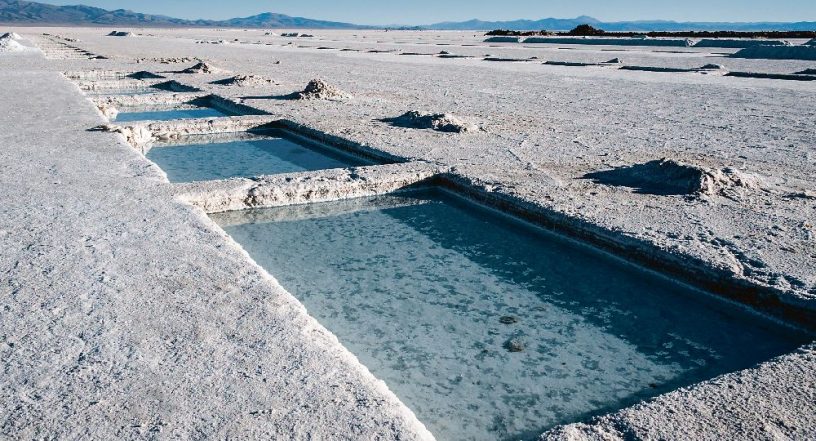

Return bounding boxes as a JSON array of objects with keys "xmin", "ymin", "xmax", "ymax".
[
  {"xmin": 147, "ymin": 132, "xmax": 370, "ymax": 182},
  {"xmin": 211, "ymin": 189, "xmax": 810, "ymax": 441},
  {"xmin": 112, "ymin": 106, "xmax": 230, "ymax": 122}
]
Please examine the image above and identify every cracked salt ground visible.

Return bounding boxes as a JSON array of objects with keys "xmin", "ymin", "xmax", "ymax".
[
  {"xmin": 147, "ymin": 131, "xmax": 371, "ymax": 182},
  {"xmin": 211, "ymin": 189, "xmax": 809, "ymax": 441}
]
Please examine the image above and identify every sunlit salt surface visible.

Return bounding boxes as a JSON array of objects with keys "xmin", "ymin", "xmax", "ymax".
[
  {"xmin": 147, "ymin": 131, "xmax": 370, "ymax": 182},
  {"xmin": 211, "ymin": 189, "xmax": 810, "ymax": 441},
  {"xmin": 112, "ymin": 106, "xmax": 230, "ymax": 122}
]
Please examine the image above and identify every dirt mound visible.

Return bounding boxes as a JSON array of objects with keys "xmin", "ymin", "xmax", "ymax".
[
  {"xmin": 296, "ymin": 79, "xmax": 350, "ymax": 100},
  {"xmin": 180, "ymin": 62, "xmax": 222, "ymax": 74},
  {"xmin": 211, "ymin": 74, "xmax": 274, "ymax": 87},
  {"xmin": 106, "ymin": 31, "xmax": 134, "ymax": 37},
  {"xmin": 384, "ymin": 111, "xmax": 479, "ymax": 133},
  {"xmin": 584, "ymin": 159, "xmax": 761, "ymax": 197}
]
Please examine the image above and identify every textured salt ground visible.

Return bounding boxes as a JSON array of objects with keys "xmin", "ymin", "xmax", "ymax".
[
  {"xmin": 0, "ymin": 65, "xmax": 431, "ymax": 439},
  {"xmin": 1, "ymin": 28, "xmax": 815, "ymax": 440},
  {"xmin": 55, "ymin": 27, "xmax": 816, "ymax": 305}
]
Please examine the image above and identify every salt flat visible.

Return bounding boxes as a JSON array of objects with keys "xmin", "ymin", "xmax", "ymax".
[{"xmin": 0, "ymin": 27, "xmax": 814, "ymax": 440}]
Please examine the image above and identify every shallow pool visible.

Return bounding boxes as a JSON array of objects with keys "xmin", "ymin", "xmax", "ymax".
[
  {"xmin": 112, "ymin": 106, "xmax": 230, "ymax": 122},
  {"xmin": 147, "ymin": 131, "xmax": 370, "ymax": 182},
  {"xmin": 211, "ymin": 189, "xmax": 810, "ymax": 441}
]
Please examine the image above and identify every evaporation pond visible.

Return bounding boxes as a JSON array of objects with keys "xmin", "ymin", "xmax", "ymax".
[
  {"xmin": 210, "ymin": 189, "xmax": 810, "ymax": 441},
  {"xmin": 147, "ymin": 131, "xmax": 370, "ymax": 182},
  {"xmin": 112, "ymin": 106, "xmax": 230, "ymax": 122}
]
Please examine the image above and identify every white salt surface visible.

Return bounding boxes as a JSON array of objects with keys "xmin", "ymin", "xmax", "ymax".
[{"xmin": 1, "ymin": 27, "xmax": 814, "ymax": 441}]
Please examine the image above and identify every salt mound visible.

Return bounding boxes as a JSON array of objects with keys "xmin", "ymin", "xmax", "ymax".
[
  {"xmin": 212, "ymin": 74, "xmax": 274, "ymax": 87},
  {"xmin": 106, "ymin": 31, "xmax": 134, "ymax": 37},
  {"xmin": 296, "ymin": 79, "xmax": 350, "ymax": 100},
  {"xmin": 1, "ymin": 32, "xmax": 22, "ymax": 40},
  {"xmin": 180, "ymin": 62, "xmax": 222, "ymax": 74},
  {"xmin": 96, "ymin": 103, "xmax": 118, "ymax": 120},
  {"xmin": 794, "ymin": 68, "xmax": 816, "ymax": 75},
  {"xmin": 604, "ymin": 58, "xmax": 623, "ymax": 64},
  {"xmin": 584, "ymin": 159, "xmax": 761, "ymax": 197},
  {"xmin": 386, "ymin": 111, "xmax": 479, "ymax": 133},
  {"xmin": 0, "ymin": 35, "xmax": 25, "ymax": 52},
  {"xmin": 699, "ymin": 63, "xmax": 726, "ymax": 70},
  {"xmin": 805, "ymin": 39, "xmax": 816, "ymax": 46}
]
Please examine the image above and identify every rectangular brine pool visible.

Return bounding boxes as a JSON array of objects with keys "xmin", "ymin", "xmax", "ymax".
[
  {"xmin": 210, "ymin": 188, "xmax": 811, "ymax": 441},
  {"xmin": 147, "ymin": 130, "xmax": 372, "ymax": 182},
  {"xmin": 112, "ymin": 105, "xmax": 233, "ymax": 123}
]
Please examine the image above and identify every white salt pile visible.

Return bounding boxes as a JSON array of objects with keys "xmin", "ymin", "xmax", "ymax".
[
  {"xmin": 604, "ymin": 58, "xmax": 623, "ymax": 64},
  {"xmin": 699, "ymin": 64, "xmax": 726, "ymax": 70},
  {"xmin": 96, "ymin": 103, "xmax": 118, "ymax": 120},
  {"xmin": 584, "ymin": 158, "xmax": 761, "ymax": 197},
  {"xmin": 212, "ymin": 74, "xmax": 274, "ymax": 87},
  {"xmin": 805, "ymin": 39, "xmax": 816, "ymax": 46},
  {"xmin": 388, "ymin": 111, "xmax": 479, "ymax": 133},
  {"xmin": 1, "ymin": 32, "xmax": 22, "ymax": 40},
  {"xmin": 0, "ymin": 34, "xmax": 25, "ymax": 52},
  {"xmin": 106, "ymin": 31, "xmax": 134, "ymax": 37},
  {"xmin": 180, "ymin": 61, "xmax": 222, "ymax": 74},
  {"xmin": 296, "ymin": 79, "xmax": 350, "ymax": 100}
]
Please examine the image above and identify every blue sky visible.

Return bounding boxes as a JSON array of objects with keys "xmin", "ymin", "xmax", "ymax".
[{"xmin": 40, "ymin": 1, "xmax": 816, "ymax": 24}]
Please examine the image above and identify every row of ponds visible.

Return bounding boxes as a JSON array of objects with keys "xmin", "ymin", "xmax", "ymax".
[{"xmin": 77, "ymin": 72, "xmax": 812, "ymax": 441}]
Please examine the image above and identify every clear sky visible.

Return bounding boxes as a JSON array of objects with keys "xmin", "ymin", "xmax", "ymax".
[{"xmin": 40, "ymin": 0, "xmax": 816, "ymax": 24}]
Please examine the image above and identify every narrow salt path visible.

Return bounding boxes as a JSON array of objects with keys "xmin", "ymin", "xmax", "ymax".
[{"xmin": 0, "ymin": 57, "xmax": 432, "ymax": 439}]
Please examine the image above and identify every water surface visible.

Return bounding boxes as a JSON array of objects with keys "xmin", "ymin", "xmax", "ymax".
[
  {"xmin": 211, "ymin": 189, "xmax": 809, "ymax": 441},
  {"xmin": 147, "ymin": 131, "xmax": 369, "ymax": 182}
]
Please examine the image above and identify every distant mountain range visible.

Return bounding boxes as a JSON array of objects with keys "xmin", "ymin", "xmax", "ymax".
[
  {"xmin": 426, "ymin": 16, "xmax": 816, "ymax": 32},
  {"xmin": 0, "ymin": 0, "xmax": 365, "ymax": 28},
  {"xmin": 1, "ymin": 0, "xmax": 814, "ymax": 31}
]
